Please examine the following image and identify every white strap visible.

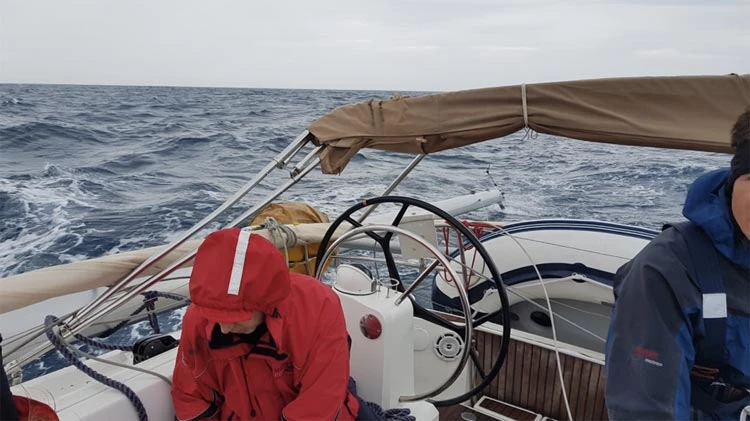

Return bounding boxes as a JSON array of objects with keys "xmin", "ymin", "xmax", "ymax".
[
  {"xmin": 227, "ymin": 231, "xmax": 251, "ymax": 295},
  {"xmin": 521, "ymin": 83, "xmax": 529, "ymax": 127}
]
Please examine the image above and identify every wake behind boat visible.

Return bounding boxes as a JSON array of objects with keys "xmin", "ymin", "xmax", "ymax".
[{"xmin": 2, "ymin": 73, "xmax": 749, "ymax": 421}]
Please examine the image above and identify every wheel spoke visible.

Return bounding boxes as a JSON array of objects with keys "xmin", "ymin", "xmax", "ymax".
[
  {"xmin": 384, "ymin": 203, "xmax": 410, "ymax": 243},
  {"xmin": 344, "ymin": 216, "xmax": 384, "ymax": 242},
  {"xmin": 413, "ymin": 305, "xmax": 465, "ymax": 336},
  {"xmin": 470, "ymin": 346, "xmax": 486, "ymax": 379},
  {"xmin": 474, "ymin": 310, "xmax": 500, "ymax": 326},
  {"xmin": 381, "ymin": 246, "xmax": 403, "ymax": 289},
  {"xmin": 455, "ymin": 232, "xmax": 471, "ymax": 287}
]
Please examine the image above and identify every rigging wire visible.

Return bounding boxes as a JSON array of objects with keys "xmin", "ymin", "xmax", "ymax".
[
  {"xmin": 435, "ymin": 222, "xmax": 576, "ymax": 420},
  {"xmin": 443, "ymin": 255, "xmax": 608, "ymax": 344},
  {"xmin": 477, "ymin": 222, "xmax": 574, "ymax": 421}
]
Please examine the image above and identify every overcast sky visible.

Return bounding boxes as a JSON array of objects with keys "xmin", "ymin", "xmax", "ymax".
[{"xmin": 1, "ymin": 0, "xmax": 748, "ymax": 91}]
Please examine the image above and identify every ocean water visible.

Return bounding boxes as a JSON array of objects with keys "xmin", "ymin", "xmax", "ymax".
[{"xmin": 0, "ymin": 83, "xmax": 730, "ymax": 379}]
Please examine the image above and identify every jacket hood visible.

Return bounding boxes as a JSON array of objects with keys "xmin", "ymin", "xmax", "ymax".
[
  {"xmin": 189, "ymin": 228, "xmax": 291, "ymax": 322},
  {"xmin": 683, "ymin": 168, "xmax": 750, "ymax": 267}
]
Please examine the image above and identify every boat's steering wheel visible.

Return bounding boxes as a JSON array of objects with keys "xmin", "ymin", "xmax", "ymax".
[{"xmin": 313, "ymin": 196, "xmax": 511, "ymax": 407}]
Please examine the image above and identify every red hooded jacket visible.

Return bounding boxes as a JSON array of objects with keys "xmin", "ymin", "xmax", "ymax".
[{"xmin": 171, "ymin": 228, "xmax": 360, "ymax": 421}]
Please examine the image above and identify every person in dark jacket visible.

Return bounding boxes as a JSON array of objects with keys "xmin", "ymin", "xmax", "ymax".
[
  {"xmin": 171, "ymin": 227, "xmax": 361, "ymax": 421},
  {"xmin": 605, "ymin": 109, "xmax": 750, "ymax": 421}
]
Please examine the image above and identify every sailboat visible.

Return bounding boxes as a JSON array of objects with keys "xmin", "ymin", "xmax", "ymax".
[{"xmin": 2, "ymin": 73, "xmax": 748, "ymax": 421}]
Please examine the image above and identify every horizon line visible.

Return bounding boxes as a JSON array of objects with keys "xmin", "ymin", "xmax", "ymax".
[{"xmin": 0, "ymin": 80, "xmax": 439, "ymax": 94}]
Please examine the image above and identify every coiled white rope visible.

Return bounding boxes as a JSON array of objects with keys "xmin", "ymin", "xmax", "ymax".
[{"xmin": 253, "ymin": 217, "xmax": 298, "ymax": 266}]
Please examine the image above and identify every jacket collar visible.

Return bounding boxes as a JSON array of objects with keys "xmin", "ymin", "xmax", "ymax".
[
  {"xmin": 200, "ymin": 301, "xmax": 289, "ymax": 356},
  {"xmin": 683, "ymin": 168, "xmax": 750, "ymax": 267}
]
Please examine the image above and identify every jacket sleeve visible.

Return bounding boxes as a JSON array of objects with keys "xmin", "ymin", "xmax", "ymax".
[
  {"xmin": 605, "ymin": 236, "xmax": 697, "ymax": 420},
  {"xmin": 171, "ymin": 310, "xmax": 219, "ymax": 421},
  {"xmin": 281, "ymin": 295, "xmax": 355, "ymax": 421}
]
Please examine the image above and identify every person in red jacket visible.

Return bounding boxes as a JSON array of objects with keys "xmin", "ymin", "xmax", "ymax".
[{"xmin": 171, "ymin": 227, "xmax": 360, "ymax": 421}]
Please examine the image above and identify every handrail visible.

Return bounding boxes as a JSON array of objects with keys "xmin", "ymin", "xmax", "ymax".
[
  {"xmin": 4, "ymin": 133, "xmax": 320, "ymax": 374},
  {"xmin": 73, "ymin": 131, "xmax": 313, "ymax": 324}
]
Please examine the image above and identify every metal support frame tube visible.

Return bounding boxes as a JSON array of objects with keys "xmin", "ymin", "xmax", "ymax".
[
  {"xmin": 73, "ymin": 131, "xmax": 312, "ymax": 324},
  {"xmin": 357, "ymin": 154, "xmax": 425, "ymax": 222},
  {"xmin": 72, "ymin": 154, "xmax": 321, "ymax": 335},
  {"xmin": 7, "ymin": 138, "xmax": 320, "ymax": 372},
  {"xmin": 88, "ymin": 155, "xmax": 321, "ymax": 338}
]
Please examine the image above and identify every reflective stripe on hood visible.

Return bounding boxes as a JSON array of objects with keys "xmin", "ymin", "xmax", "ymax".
[{"xmin": 189, "ymin": 228, "xmax": 292, "ymax": 320}]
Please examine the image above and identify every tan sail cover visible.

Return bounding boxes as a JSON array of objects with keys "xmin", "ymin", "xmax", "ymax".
[
  {"xmin": 0, "ymin": 192, "xmax": 499, "ymax": 314},
  {"xmin": 309, "ymin": 74, "xmax": 750, "ymax": 174}
]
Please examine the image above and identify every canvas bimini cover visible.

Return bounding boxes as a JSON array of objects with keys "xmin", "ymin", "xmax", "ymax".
[{"xmin": 308, "ymin": 74, "xmax": 750, "ymax": 174}]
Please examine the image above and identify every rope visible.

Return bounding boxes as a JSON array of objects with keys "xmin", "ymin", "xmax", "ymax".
[
  {"xmin": 259, "ymin": 217, "xmax": 298, "ymax": 247},
  {"xmin": 143, "ymin": 291, "xmax": 191, "ymax": 302},
  {"xmin": 73, "ymin": 291, "xmax": 189, "ymax": 353},
  {"xmin": 144, "ymin": 295, "xmax": 159, "ymax": 334},
  {"xmin": 99, "ymin": 291, "xmax": 189, "ymax": 338},
  {"xmin": 520, "ymin": 83, "xmax": 538, "ymax": 141},
  {"xmin": 74, "ymin": 333, "xmax": 133, "ymax": 352},
  {"xmin": 44, "ymin": 315, "xmax": 149, "ymax": 421},
  {"xmin": 521, "ymin": 83, "xmax": 529, "ymax": 128},
  {"xmin": 256, "ymin": 218, "xmax": 298, "ymax": 267},
  {"xmin": 68, "ymin": 343, "xmax": 173, "ymax": 387},
  {"xmin": 99, "ymin": 300, "xmax": 152, "ymax": 337}
]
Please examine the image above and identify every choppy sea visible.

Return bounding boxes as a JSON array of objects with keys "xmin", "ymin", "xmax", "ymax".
[{"xmin": 0, "ymin": 83, "xmax": 730, "ymax": 380}]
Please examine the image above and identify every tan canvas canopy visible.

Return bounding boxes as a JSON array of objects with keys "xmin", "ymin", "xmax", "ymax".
[
  {"xmin": 308, "ymin": 74, "xmax": 750, "ymax": 174},
  {"xmin": 3, "ymin": 74, "xmax": 749, "ymax": 315}
]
